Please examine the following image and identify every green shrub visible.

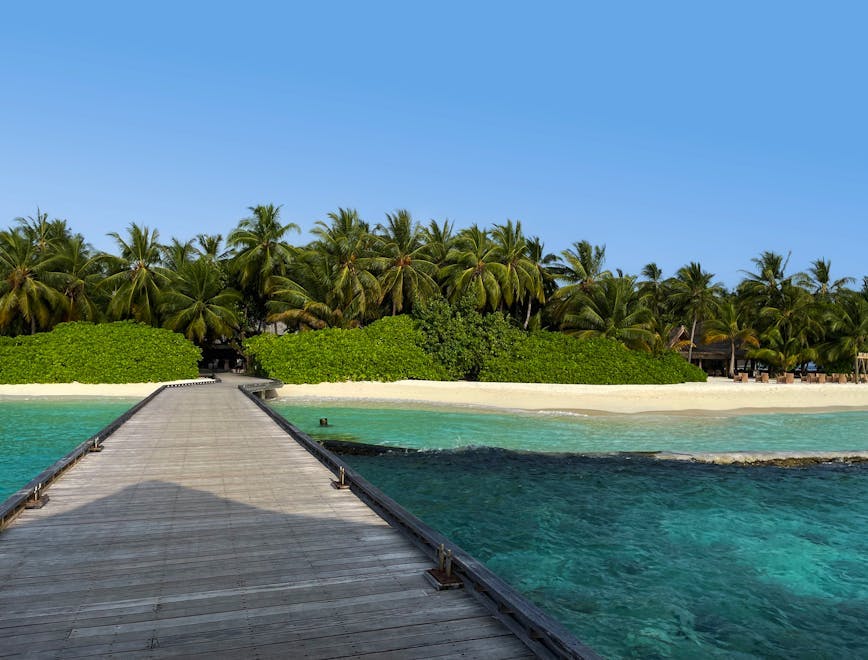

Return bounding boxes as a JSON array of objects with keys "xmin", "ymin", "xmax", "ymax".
[
  {"xmin": 479, "ymin": 332, "xmax": 706, "ymax": 384},
  {"xmin": 243, "ymin": 315, "xmax": 449, "ymax": 383},
  {"xmin": 413, "ymin": 296, "xmax": 520, "ymax": 380},
  {"xmin": 0, "ymin": 321, "xmax": 201, "ymax": 383}
]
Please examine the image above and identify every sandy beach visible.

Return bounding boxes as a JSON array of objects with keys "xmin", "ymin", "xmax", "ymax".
[
  {"xmin": 274, "ymin": 378, "xmax": 868, "ymax": 414},
  {"xmin": 0, "ymin": 379, "xmax": 211, "ymax": 398}
]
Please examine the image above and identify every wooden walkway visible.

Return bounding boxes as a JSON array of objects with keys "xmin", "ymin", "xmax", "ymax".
[{"xmin": 0, "ymin": 379, "xmax": 534, "ymax": 658}]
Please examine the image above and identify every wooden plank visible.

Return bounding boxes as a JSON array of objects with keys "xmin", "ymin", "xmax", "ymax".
[{"xmin": 0, "ymin": 377, "xmax": 537, "ymax": 658}]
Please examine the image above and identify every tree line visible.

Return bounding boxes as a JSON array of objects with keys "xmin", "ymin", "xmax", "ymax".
[{"xmin": 1, "ymin": 204, "xmax": 866, "ymax": 376}]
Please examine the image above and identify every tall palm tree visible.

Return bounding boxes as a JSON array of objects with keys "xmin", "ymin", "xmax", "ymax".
[
  {"xmin": 160, "ymin": 259, "xmax": 241, "ymax": 343},
  {"xmin": 309, "ymin": 208, "xmax": 384, "ymax": 323},
  {"xmin": 440, "ymin": 224, "xmax": 506, "ymax": 312},
  {"xmin": 161, "ymin": 237, "xmax": 197, "ymax": 272},
  {"xmin": 421, "ymin": 219, "xmax": 455, "ymax": 268},
  {"xmin": 43, "ymin": 235, "xmax": 104, "ymax": 322},
  {"xmin": 195, "ymin": 233, "xmax": 231, "ymax": 262},
  {"xmin": 670, "ymin": 262, "xmax": 723, "ymax": 362},
  {"xmin": 227, "ymin": 204, "xmax": 299, "ymax": 294},
  {"xmin": 703, "ymin": 300, "xmax": 759, "ymax": 377},
  {"xmin": 799, "ymin": 258, "xmax": 854, "ymax": 300},
  {"xmin": 375, "ymin": 210, "xmax": 438, "ymax": 315},
  {"xmin": 738, "ymin": 250, "xmax": 796, "ymax": 309},
  {"xmin": 525, "ymin": 236, "xmax": 558, "ymax": 329},
  {"xmin": 548, "ymin": 241, "xmax": 611, "ymax": 328},
  {"xmin": 14, "ymin": 209, "xmax": 71, "ymax": 256},
  {"xmin": 490, "ymin": 219, "xmax": 543, "ymax": 321},
  {"xmin": 638, "ymin": 262, "xmax": 670, "ymax": 322},
  {"xmin": 823, "ymin": 292, "xmax": 868, "ymax": 380},
  {"xmin": 558, "ymin": 275, "xmax": 653, "ymax": 350},
  {"xmin": 101, "ymin": 223, "xmax": 168, "ymax": 325},
  {"xmin": 758, "ymin": 281, "xmax": 824, "ymax": 374},
  {"xmin": 0, "ymin": 229, "xmax": 64, "ymax": 334}
]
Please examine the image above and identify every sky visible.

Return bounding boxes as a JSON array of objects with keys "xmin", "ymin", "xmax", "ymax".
[{"xmin": 1, "ymin": 2, "xmax": 865, "ymax": 288}]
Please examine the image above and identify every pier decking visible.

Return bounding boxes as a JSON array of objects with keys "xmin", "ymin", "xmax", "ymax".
[{"xmin": 0, "ymin": 379, "xmax": 538, "ymax": 658}]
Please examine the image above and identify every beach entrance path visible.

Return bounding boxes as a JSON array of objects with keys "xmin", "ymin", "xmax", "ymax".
[{"xmin": 0, "ymin": 379, "xmax": 533, "ymax": 658}]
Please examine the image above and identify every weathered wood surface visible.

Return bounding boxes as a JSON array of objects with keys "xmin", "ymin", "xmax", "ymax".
[{"xmin": 0, "ymin": 379, "xmax": 533, "ymax": 658}]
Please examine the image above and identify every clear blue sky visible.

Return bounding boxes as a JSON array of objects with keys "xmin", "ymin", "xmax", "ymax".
[{"xmin": 1, "ymin": 2, "xmax": 865, "ymax": 287}]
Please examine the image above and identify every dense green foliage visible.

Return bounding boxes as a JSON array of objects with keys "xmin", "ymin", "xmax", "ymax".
[
  {"xmin": 245, "ymin": 308, "xmax": 704, "ymax": 385},
  {"xmin": 413, "ymin": 297, "xmax": 518, "ymax": 380},
  {"xmin": 0, "ymin": 321, "xmax": 201, "ymax": 383},
  {"xmin": 480, "ymin": 333, "xmax": 707, "ymax": 384},
  {"xmin": 2, "ymin": 205, "xmax": 867, "ymax": 381},
  {"xmin": 243, "ymin": 315, "xmax": 449, "ymax": 383}
]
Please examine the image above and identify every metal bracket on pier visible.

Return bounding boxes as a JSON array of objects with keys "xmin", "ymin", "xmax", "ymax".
[
  {"xmin": 331, "ymin": 466, "xmax": 350, "ymax": 490},
  {"xmin": 425, "ymin": 543, "xmax": 463, "ymax": 590},
  {"xmin": 24, "ymin": 484, "xmax": 49, "ymax": 510},
  {"xmin": 88, "ymin": 438, "xmax": 103, "ymax": 453}
]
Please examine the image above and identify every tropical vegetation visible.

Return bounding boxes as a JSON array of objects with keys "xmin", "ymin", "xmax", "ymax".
[{"xmin": 1, "ymin": 205, "xmax": 866, "ymax": 382}]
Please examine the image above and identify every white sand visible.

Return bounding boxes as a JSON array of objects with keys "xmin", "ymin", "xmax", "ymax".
[
  {"xmin": 0, "ymin": 378, "xmax": 212, "ymax": 398},
  {"xmin": 274, "ymin": 378, "xmax": 868, "ymax": 414}
]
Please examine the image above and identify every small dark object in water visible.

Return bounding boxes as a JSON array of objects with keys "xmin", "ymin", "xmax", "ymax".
[{"xmin": 319, "ymin": 418, "xmax": 329, "ymax": 427}]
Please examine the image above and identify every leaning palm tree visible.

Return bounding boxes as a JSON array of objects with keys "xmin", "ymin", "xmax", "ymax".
[
  {"xmin": 375, "ymin": 210, "xmax": 438, "ymax": 315},
  {"xmin": 669, "ymin": 262, "xmax": 723, "ymax": 363},
  {"xmin": 100, "ymin": 224, "xmax": 168, "ymax": 325},
  {"xmin": 160, "ymin": 259, "xmax": 241, "ymax": 343},
  {"xmin": 558, "ymin": 275, "xmax": 654, "ymax": 350},
  {"xmin": 440, "ymin": 224, "xmax": 506, "ymax": 312},
  {"xmin": 0, "ymin": 229, "xmax": 64, "ymax": 334},
  {"xmin": 703, "ymin": 300, "xmax": 759, "ymax": 377}
]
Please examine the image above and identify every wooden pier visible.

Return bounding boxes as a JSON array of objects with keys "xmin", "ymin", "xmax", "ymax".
[{"xmin": 0, "ymin": 378, "xmax": 592, "ymax": 658}]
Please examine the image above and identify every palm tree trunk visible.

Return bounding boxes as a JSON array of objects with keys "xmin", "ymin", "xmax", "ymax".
[
  {"xmin": 688, "ymin": 317, "xmax": 697, "ymax": 363},
  {"xmin": 729, "ymin": 340, "xmax": 736, "ymax": 378},
  {"xmin": 30, "ymin": 316, "xmax": 36, "ymax": 335},
  {"xmin": 524, "ymin": 298, "xmax": 532, "ymax": 329}
]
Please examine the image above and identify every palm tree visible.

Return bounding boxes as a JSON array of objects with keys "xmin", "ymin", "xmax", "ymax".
[
  {"xmin": 638, "ymin": 262, "xmax": 670, "ymax": 322},
  {"xmin": 227, "ymin": 204, "xmax": 299, "ymax": 293},
  {"xmin": 799, "ymin": 258, "xmax": 854, "ymax": 300},
  {"xmin": 15, "ymin": 209, "xmax": 71, "ymax": 256},
  {"xmin": 703, "ymin": 300, "xmax": 759, "ymax": 377},
  {"xmin": 670, "ymin": 262, "xmax": 723, "ymax": 363},
  {"xmin": 309, "ymin": 208, "xmax": 384, "ymax": 323},
  {"xmin": 421, "ymin": 219, "xmax": 455, "ymax": 268},
  {"xmin": 0, "ymin": 229, "xmax": 64, "ymax": 334},
  {"xmin": 195, "ymin": 233, "xmax": 231, "ymax": 262},
  {"xmin": 738, "ymin": 250, "xmax": 796, "ymax": 309},
  {"xmin": 490, "ymin": 219, "xmax": 543, "ymax": 321},
  {"xmin": 754, "ymin": 282, "xmax": 823, "ymax": 375},
  {"xmin": 823, "ymin": 292, "xmax": 868, "ymax": 380},
  {"xmin": 43, "ymin": 235, "xmax": 104, "ymax": 322},
  {"xmin": 440, "ymin": 225, "xmax": 506, "ymax": 312},
  {"xmin": 160, "ymin": 259, "xmax": 241, "ymax": 343},
  {"xmin": 161, "ymin": 237, "xmax": 197, "ymax": 272},
  {"xmin": 525, "ymin": 236, "xmax": 558, "ymax": 329},
  {"xmin": 558, "ymin": 275, "xmax": 653, "ymax": 350},
  {"xmin": 548, "ymin": 241, "xmax": 611, "ymax": 328},
  {"xmin": 375, "ymin": 210, "xmax": 438, "ymax": 315},
  {"xmin": 101, "ymin": 223, "xmax": 168, "ymax": 325}
]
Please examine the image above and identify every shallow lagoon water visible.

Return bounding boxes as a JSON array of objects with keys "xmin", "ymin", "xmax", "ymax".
[
  {"xmin": 272, "ymin": 399, "xmax": 868, "ymax": 454},
  {"xmin": 0, "ymin": 398, "xmax": 137, "ymax": 501},
  {"xmin": 274, "ymin": 400, "xmax": 868, "ymax": 658}
]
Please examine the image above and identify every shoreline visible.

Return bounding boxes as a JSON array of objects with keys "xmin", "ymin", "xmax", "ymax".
[
  {"xmin": 273, "ymin": 378, "xmax": 868, "ymax": 415},
  {"xmin": 0, "ymin": 378, "xmax": 210, "ymax": 398}
]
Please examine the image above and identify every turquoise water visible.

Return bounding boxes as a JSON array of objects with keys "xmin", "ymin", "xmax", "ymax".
[
  {"xmin": 0, "ymin": 398, "xmax": 137, "ymax": 501},
  {"xmin": 272, "ymin": 400, "xmax": 868, "ymax": 658},
  {"xmin": 272, "ymin": 399, "xmax": 868, "ymax": 454},
  {"xmin": 344, "ymin": 450, "xmax": 868, "ymax": 659}
]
